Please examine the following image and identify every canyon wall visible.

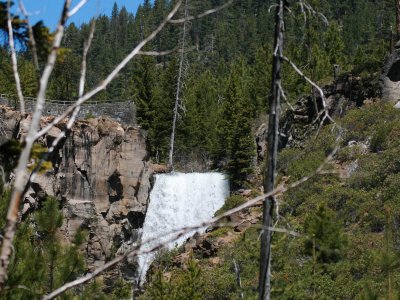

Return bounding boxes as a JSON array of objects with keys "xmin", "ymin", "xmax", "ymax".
[{"xmin": 0, "ymin": 105, "xmax": 152, "ymax": 281}]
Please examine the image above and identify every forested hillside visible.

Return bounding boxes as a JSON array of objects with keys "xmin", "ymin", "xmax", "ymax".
[
  {"xmin": 0, "ymin": 0, "xmax": 395, "ymax": 182},
  {"xmin": 141, "ymin": 103, "xmax": 400, "ymax": 299},
  {"xmin": 1, "ymin": 0, "xmax": 400, "ymax": 299}
]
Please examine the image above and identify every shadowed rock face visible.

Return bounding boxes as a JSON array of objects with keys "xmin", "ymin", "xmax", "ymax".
[
  {"xmin": 0, "ymin": 106, "xmax": 153, "ymax": 279},
  {"xmin": 387, "ymin": 60, "xmax": 400, "ymax": 82},
  {"xmin": 381, "ymin": 44, "xmax": 400, "ymax": 103},
  {"xmin": 56, "ymin": 118, "xmax": 152, "ymax": 272}
]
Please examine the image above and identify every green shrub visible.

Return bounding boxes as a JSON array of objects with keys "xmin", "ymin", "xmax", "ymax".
[
  {"xmin": 215, "ymin": 195, "xmax": 246, "ymax": 215},
  {"xmin": 85, "ymin": 111, "xmax": 95, "ymax": 120},
  {"xmin": 303, "ymin": 204, "xmax": 347, "ymax": 263},
  {"xmin": 141, "ymin": 257, "xmax": 203, "ymax": 300}
]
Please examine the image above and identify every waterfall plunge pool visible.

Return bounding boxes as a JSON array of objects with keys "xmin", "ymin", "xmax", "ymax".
[{"xmin": 137, "ymin": 172, "xmax": 229, "ymax": 284}]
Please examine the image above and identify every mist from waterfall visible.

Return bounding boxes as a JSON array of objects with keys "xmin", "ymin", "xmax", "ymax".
[{"xmin": 137, "ymin": 172, "xmax": 229, "ymax": 284}]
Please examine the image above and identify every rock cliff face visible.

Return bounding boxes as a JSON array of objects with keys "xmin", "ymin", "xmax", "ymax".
[
  {"xmin": 281, "ymin": 72, "xmax": 381, "ymax": 149},
  {"xmin": 381, "ymin": 42, "xmax": 400, "ymax": 103},
  {"xmin": 0, "ymin": 105, "xmax": 152, "ymax": 279}
]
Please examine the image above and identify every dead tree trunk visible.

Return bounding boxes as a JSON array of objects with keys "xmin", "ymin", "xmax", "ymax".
[
  {"xmin": 168, "ymin": 0, "xmax": 189, "ymax": 168},
  {"xmin": 258, "ymin": 0, "xmax": 284, "ymax": 299},
  {"xmin": 396, "ymin": 0, "xmax": 400, "ymax": 40}
]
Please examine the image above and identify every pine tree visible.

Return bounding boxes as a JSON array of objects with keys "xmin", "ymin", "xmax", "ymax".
[
  {"xmin": 377, "ymin": 209, "xmax": 400, "ymax": 300},
  {"xmin": 131, "ymin": 56, "xmax": 157, "ymax": 130},
  {"xmin": 324, "ymin": 21, "xmax": 345, "ymax": 67},
  {"xmin": 217, "ymin": 57, "xmax": 255, "ymax": 188},
  {"xmin": 143, "ymin": 256, "xmax": 203, "ymax": 300},
  {"xmin": 175, "ymin": 69, "xmax": 220, "ymax": 164},
  {"xmin": 2, "ymin": 197, "xmax": 96, "ymax": 299},
  {"xmin": 301, "ymin": 204, "xmax": 347, "ymax": 299},
  {"xmin": 303, "ymin": 204, "xmax": 347, "ymax": 264},
  {"xmin": 251, "ymin": 45, "xmax": 273, "ymax": 113},
  {"xmin": 148, "ymin": 59, "xmax": 177, "ymax": 162}
]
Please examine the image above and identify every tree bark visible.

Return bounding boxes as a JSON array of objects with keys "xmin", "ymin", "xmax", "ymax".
[
  {"xmin": 258, "ymin": 1, "xmax": 284, "ymax": 299},
  {"xmin": 168, "ymin": 0, "xmax": 189, "ymax": 168},
  {"xmin": 396, "ymin": 0, "xmax": 400, "ymax": 40},
  {"xmin": 0, "ymin": 0, "xmax": 72, "ymax": 289}
]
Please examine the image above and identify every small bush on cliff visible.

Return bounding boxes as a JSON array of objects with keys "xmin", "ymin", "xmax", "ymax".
[
  {"xmin": 303, "ymin": 204, "xmax": 347, "ymax": 264},
  {"xmin": 85, "ymin": 111, "xmax": 95, "ymax": 120},
  {"xmin": 141, "ymin": 257, "xmax": 203, "ymax": 300},
  {"xmin": 215, "ymin": 195, "xmax": 246, "ymax": 216},
  {"xmin": 1, "ymin": 197, "xmax": 109, "ymax": 299}
]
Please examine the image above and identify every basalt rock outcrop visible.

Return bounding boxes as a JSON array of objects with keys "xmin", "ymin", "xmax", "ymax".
[
  {"xmin": 0, "ymin": 105, "xmax": 153, "ymax": 279},
  {"xmin": 274, "ymin": 72, "xmax": 380, "ymax": 150},
  {"xmin": 255, "ymin": 72, "xmax": 381, "ymax": 157},
  {"xmin": 381, "ymin": 41, "xmax": 400, "ymax": 104}
]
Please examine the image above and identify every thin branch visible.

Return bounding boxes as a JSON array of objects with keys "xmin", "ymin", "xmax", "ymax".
[
  {"xmin": 217, "ymin": 222, "xmax": 301, "ymax": 237},
  {"xmin": 138, "ymin": 45, "xmax": 196, "ymax": 56},
  {"xmin": 169, "ymin": 0, "xmax": 189, "ymax": 168},
  {"xmin": 7, "ymin": 0, "xmax": 25, "ymax": 114},
  {"xmin": 168, "ymin": 0, "xmax": 233, "ymax": 24},
  {"xmin": 0, "ymin": 0, "xmax": 72, "ymax": 289},
  {"xmin": 0, "ymin": 166, "xmax": 5, "ymax": 186},
  {"xmin": 281, "ymin": 55, "xmax": 334, "ymax": 125},
  {"xmin": 268, "ymin": 4, "xmax": 279, "ymax": 13},
  {"xmin": 18, "ymin": 0, "xmax": 39, "ymax": 71},
  {"xmin": 298, "ymin": 0, "xmax": 329, "ymax": 26},
  {"xmin": 259, "ymin": 1, "xmax": 284, "ymax": 297},
  {"xmin": 0, "ymin": 116, "xmax": 9, "ymax": 138},
  {"xmin": 43, "ymin": 218, "xmax": 301, "ymax": 299},
  {"xmin": 0, "ymin": 0, "xmax": 185, "ymax": 287},
  {"xmin": 78, "ymin": 19, "xmax": 95, "ymax": 98},
  {"xmin": 33, "ymin": 0, "xmax": 238, "ymax": 141},
  {"xmin": 278, "ymin": 82, "xmax": 294, "ymax": 111},
  {"xmin": 298, "ymin": 0, "xmax": 307, "ymax": 24},
  {"xmin": 233, "ymin": 259, "xmax": 244, "ymax": 299},
  {"xmin": 26, "ymin": 19, "xmax": 96, "ymax": 190},
  {"xmin": 195, "ymin": 135, "xmax": 339, "ymax": 228},
  {"xmin": 42, "ymin": 227, "xmax": 188, "ymax": 300},
  {"xmin": 67, "ymin": 0, "xmax": 88, "ymax": 18},
  {"xmin": 43, "ymin": 136, "xmax": 340, "ymax": 299}
]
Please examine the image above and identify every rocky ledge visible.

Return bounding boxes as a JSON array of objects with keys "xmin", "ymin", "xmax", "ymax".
[{"xmin": 0, "ymin": 105, "xmax": 154, "ymax": 280}]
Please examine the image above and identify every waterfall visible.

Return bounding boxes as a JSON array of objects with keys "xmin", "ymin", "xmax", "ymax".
[{"xmin": 137, "ymin": 172, "xmax": 229, "ymax": 284}]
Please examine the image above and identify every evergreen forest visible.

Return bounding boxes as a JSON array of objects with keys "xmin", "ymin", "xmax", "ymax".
[
  {"xmin": 0, "ymin": 0, "xmax": 400, "ymax": 299},
  {"xmin": 0, "ymin": 0, "xmax": 395, "ymax": 181}
]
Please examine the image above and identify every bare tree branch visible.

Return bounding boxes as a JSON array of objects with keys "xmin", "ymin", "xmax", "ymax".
[
  {"xmin": 233, "ymin": 259, "xmax": 244, "ymax": 299},
  {"xmin": 43, "ymin": 221, "xmax": 301, "ymax": 299},
  {"xmin": 43, "ymin": 134, "xmax": 340, "ymax": 299},
  {"xmin": 27, "ymin": 19, "xmax": 97, "ymax": 190},
  {"xmin": 78, "ymin": 19, "xmax": 95, "ymax": 98},
  {"xmin": 138, "ymin": 45, "xmax": 196, "ymax": 56},
  {"xmin": 0, "ymin": 0, "xmax": 182, "ymax": 289},
  {"xmin": 278, "ymin": 82, "xmax": 295, "ymax": 111},
  {"xmin": 169, "ymin": 0, "xmax": 189, "ymax": 168},
  {"xmin": 168, "ymin": 0, "xmax": 233, "ymax": 24},
  {"xmin": 26, "ymin": 0, "xmax": 231, "ymax": 201},
  {"xmin": 297, "ymin": 0, "xmax": 329, "ymax": 26},
  {"xmin": 7, "ymin": 0, "xmax": 25, "ymax": 114},
  {"xmin": 18, "ymin": 0, "xmax": 39, "ymax": 71},
  {"xmin": 0, "ymin": 0, "xmax": 72, "ymax": 289},
  {"xmin": 281, "ymin": 55, "xmax": 334, "ymax": 125},
  {"xmin": 259, "ymin": 1, "xmax": 284, "ymax": 298},
  {"xmin": 34, "ymin": 0, "xmax": 242, "ymax": 141},
  {"xmin": 67, "ymin": 0, "xmax": 88, "ymax": 18}
]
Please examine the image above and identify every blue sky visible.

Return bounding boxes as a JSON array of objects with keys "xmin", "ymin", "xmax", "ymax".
[{"xmin": 18, "ymin": 1, "xmax": 144, "ymax": 30}]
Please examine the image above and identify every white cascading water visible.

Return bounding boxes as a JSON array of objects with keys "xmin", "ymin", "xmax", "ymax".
[{"xmin": 137, "ymin": 172, "xmax": 229, "ymax": 284}]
